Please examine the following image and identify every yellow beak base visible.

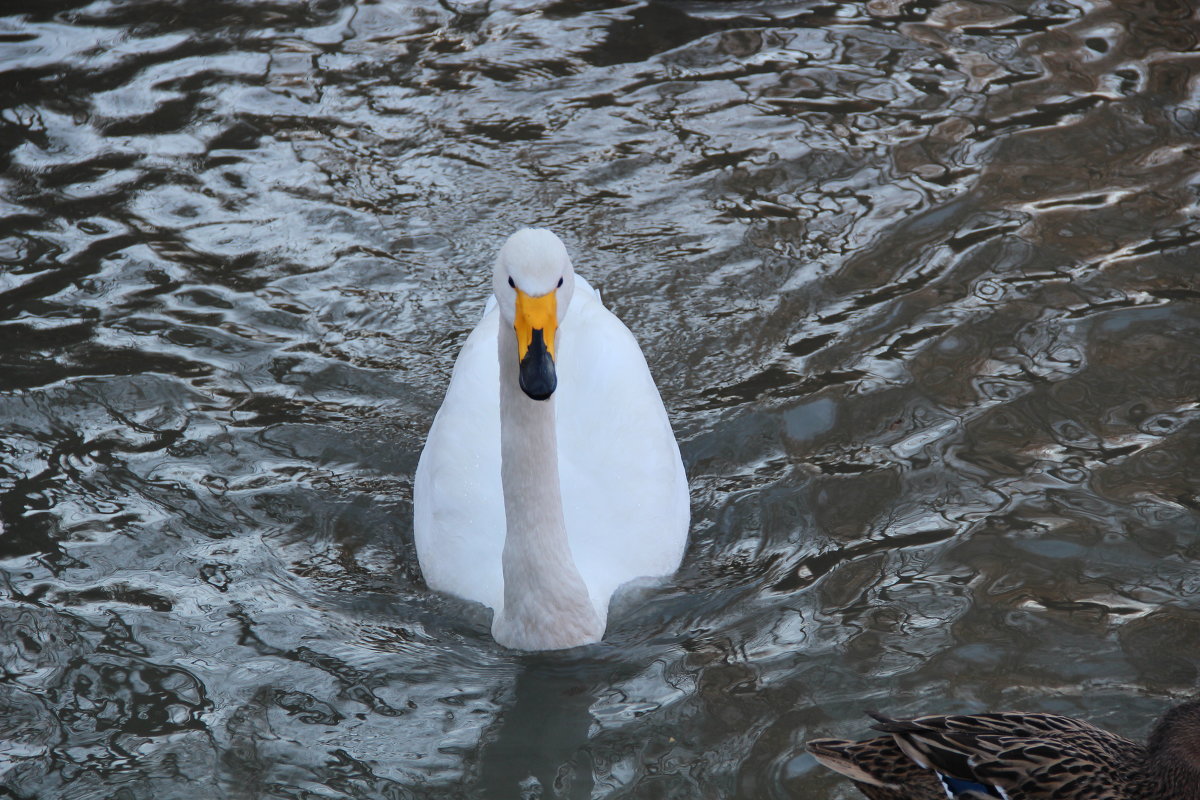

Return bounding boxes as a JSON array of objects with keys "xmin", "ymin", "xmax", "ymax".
[
  {"xmin": 515, "ymin": 289, "xmax": 557, "ymax": 360},
  {"xmin": 514, "ymin": 289, "xmax": 557, "ymax": 401}
]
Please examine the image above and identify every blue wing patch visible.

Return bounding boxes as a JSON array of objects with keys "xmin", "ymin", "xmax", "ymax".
[{"xmin": 939, "ymin": 774, "xmax": 1007, "ymax": 799}]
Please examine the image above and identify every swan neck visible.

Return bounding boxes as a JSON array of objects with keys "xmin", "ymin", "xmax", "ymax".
[{"xmin": 495, "ymin": 326, "xmax": 602, "ymax": 650}]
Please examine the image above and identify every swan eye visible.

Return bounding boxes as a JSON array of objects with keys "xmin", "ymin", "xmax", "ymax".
[
  {"xmin": 508, "ymin": 276, "xmax": 515, "ymax": 288},
  {"xmin": 557, "ymin": 277, "xmax": 563, "ymax": 288}
]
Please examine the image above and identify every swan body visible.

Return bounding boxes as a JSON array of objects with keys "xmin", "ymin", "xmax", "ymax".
[
  {"xmin": 806, "ymin": 701, "xmax": 1200, "ymax": 800},
  {"xmin": 413, "ymin": 229, "xmax": 689, "ymax": 650}
]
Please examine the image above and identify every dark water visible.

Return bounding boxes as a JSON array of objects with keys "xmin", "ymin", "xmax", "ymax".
[{"xmin": 2, "ymin": 0, "xmax": 1199, "ymax": 797}]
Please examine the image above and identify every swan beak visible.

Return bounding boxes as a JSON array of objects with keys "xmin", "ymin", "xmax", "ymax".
[{"xmin": 514, "ymin": 288, "xmax": 557, "ymax": 401}]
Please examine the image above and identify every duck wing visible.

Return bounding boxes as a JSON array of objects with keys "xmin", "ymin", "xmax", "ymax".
[
  {"xmin": 807, "ymin": 736, "xmax": 953, "ymax": 800},
  {"xmin": 869, "ymin": 711, "xmax": 1144, "ymax": 800}
]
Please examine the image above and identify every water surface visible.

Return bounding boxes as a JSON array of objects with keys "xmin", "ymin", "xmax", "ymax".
[{"xmin": 2, "ymin": 1, "xmax": 1199, "ymax": 798}]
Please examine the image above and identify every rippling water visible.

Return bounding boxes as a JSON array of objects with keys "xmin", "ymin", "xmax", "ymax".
[{"xmin": 2, "ymin": 1, "xmax": 1199, "ymax": 797}]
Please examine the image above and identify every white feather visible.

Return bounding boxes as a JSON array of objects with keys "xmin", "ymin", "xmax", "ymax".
[{"xmin": 413, "ymin": 230, "xmax": 689, "ymax": 649}]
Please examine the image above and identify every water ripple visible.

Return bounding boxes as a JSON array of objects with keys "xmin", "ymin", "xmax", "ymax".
[{"xmin": 1, "ymin": 0, "xmax": 1199, "ymax": 797}]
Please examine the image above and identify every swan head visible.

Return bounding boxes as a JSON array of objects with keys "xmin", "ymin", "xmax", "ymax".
[{"xmin": 493, "ymin": 228, "xmax": 576, "ymax": 401}]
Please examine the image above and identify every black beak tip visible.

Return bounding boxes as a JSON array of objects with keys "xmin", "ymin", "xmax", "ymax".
[
  {"xmin": 519, "ymin": 368, "xmax": 556, "ymax": 401},
  {"xmin": 519, "ymin": 328, "xmax": 556, "ymax": 400},
  {"xmin": 522, "ymin": 385, "xmax": 554, "ymax": 401}
]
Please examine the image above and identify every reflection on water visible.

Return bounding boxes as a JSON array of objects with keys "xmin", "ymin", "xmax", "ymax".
[
  {"xmin": 480, "ymin": 662, "xmax": 598, "ymax": 799},
  {"xmin": 1, "ymin": 0, "xmax": 1199, "ymax": 797}
]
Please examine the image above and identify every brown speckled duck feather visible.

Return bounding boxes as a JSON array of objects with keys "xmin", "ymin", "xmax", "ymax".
[{"xmin": 807, "ymin": 700, "xmax": 1200, "ymax": 800}]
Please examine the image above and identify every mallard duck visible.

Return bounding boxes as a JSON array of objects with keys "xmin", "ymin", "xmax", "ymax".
[
  {"xmin": 413, "ymin": 228, "xmax": 690, "ymax": 651},
  {"xmin": 806, "ymin": 700, "xmax": 1200, "ymax": 799}
]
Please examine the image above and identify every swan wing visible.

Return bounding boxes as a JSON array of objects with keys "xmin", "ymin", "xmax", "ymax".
[
  {"xmin": 413, "ymin": 307, "xmax": 505, "ymax": 613},
  {"xmin": 555, "ymin": 288, "xmax": 690, "ymax": 622}
]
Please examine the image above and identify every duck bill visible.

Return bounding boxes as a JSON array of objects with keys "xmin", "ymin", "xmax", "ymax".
[{"xmin": 514, "ymin": 289, "xmax": 557, "ymax": 401}]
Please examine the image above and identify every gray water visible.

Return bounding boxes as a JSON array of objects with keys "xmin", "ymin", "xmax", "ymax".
[{"xmin": 1, "ymin": 1, "xmax": 1199, "ymax": 798}]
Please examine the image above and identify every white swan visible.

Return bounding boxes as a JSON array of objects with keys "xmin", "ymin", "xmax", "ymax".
[{"xmin": 414, "ymin": 228, "xmax": 689, "ymax": 651}]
